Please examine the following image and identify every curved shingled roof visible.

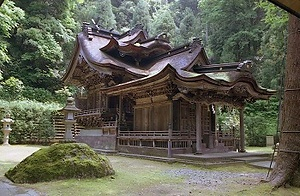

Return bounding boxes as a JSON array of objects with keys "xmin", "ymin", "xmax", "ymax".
[{"xmin": 63, "ymin": 23, "xmax": 275, "ymax": 101}]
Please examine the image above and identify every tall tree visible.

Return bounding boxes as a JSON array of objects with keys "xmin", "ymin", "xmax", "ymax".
[
  {"xmin": 176, "ymin": 7, "xmax": 199, "ymax": 44},
  {"xmin": 177, "ymin": 0, "xmax": 198, "ymax": 13},
  {"xmin": 269, "ymin": 14, "xmax": 300, "ymax": 188},
  {"xmin": 254, "ymin": 1, "xmax": 288, "ymax": 90},
  {"xmin": 114, "ymin": 1, "xmax": 135, "ymax": 32},
  {"xmin": 131, "ymin": 0, "xmax": 151, "ymax": 30},
  {"xmin": 199, "ymin": 0, "xmax": 264, "ymax": 63},
  {"xmin": 75, "ymin": 0, "xmax": 116, "ymax": 29},
  {"xmin": 0, "ymin": 0, "xmax": 24, "ymax": 68},
  {"xmin": 5, "ymin": 0, "xmax": 77, "ymax": 91},
  {"xmin": 149, "ymin": 5, "xmax": 177, "ymax": 45}
]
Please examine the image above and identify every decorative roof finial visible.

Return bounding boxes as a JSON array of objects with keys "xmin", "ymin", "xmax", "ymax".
[{"xmin": 189, "ymin": 38, "xmax": 202, "ymax": 53}]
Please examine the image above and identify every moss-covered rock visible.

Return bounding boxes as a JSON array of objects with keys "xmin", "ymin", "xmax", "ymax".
[{"xmin": 5, "ymin": 143, "xmax": 115, "ymax": 183}]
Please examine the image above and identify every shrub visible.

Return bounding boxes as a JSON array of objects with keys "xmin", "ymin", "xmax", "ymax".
[
  {"xmin": 22, "ymin": 86, "xmax": 54, "ymax": 103},
  {"xmin": 244, "ymin": 97, "xmax": 278, "ymax": 146},
  {"xmin": 0, "ymin": 76, "xmax": 73, "ymax": 105},
  {"xmin": 0, "ymin": 77, "xmax": 24, "ymax": 101},
  {"xmin": 0, "ymin": 100, "xmax": 60, "ymax": 144}
]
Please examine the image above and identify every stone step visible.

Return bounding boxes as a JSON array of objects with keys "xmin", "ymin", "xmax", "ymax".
[
  {"xmin": 231, "ymin": 156, "xmax": 271, "ymax": 163},
  {"xmin": 118, "ymin": 152, "xmax": 176, "ymax": 163},
  {"xmin": 175, "ymin": 158, "xmax": 244, "ymax": 167},
  {"xmin": 116, "ymin": 153, "xmax": 243, "ymax": 166},
  {"xmin": 248, "ymin": 161, "xmax": 275, "ymax": 169},
  {"xmin": 173, "ymin": 152, "xmax": 271, "ymax": 163}
]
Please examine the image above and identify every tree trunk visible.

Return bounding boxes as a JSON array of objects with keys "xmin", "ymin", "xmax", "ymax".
[{"xmin": 269, "ymin": 14, "xmax": 300, "ymax": 187}]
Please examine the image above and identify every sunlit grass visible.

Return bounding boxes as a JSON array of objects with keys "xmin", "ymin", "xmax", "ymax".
[
  {"xmin": 28, "ymin": 156, "xmax": 183, "ymax": 196},
  {"xmin": 246, "ymin": 146, "xmax": 274, "ymax": 153}
]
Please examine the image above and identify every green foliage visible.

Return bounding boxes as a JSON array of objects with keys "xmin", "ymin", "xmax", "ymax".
[
  {"xmin": 0, "ymin": 100, "xmax": 60, "ymax": 144},
  {"xmin": 217, "ymin": 107, "xmax": 240, "ymax": 131},
  {"xmin": 54, "ymin": 86, "xmax": 75, "ymax": 103},
  {"xmin": 220, "ymin": 29, "xmax": 262, "ymax": 62},
  {"xmin": 7, "ymin": 24, "xmax": 64, "ymax": 90},
  {"xmin": 5, "ymin": 143, "xmax": 115, "ymax": 183},
  {"xmin": 18, "ymin": 28, "xmax": 63, "ymax": 65},
  {"xmin": 254, "ymin": 1, "xmax": 288, "ymax": 90},
  {"xmin": 217, "ymin": 98, "xmax": 279, "ymax": 147},
  {"xmin": 0, "ymin": 76, "xmax": 24, "ymax": 101},
  {"xmin": 177, "ymin": 0, "xmax": 199, "ymax": 14},
  {"xmin": 199, "ymin": 0, "xmax": 264, "ymax": 63},
  {"xmin": 150, "ymin": 5, "xmax": 177, "ymax": 45},
  {"xmin": 175, "ymin": 7, "xmax": 200, "ymax": 45},
  {"xmin": 21, "ymin": 86, "xmax": 54, "ymax": 103},
  {"xmin": 114, "ymin": 1, "xmax": 135, "ymax": 32},
  {"xmin": 4, "ymin": 0, "xmax": 77, "ymax": 91},
  {"xmin": 256, "ymin": 0, "xmax": 288, "ymax": 30},
  {"xmin": 95, "ymin": 0, "xmax": 116, "ymax": 29},
  {"xmin": 75, "ymin": 0, "xmax": 116, "ymax": 29},
  {"xmin": 131, "ymin": 0, "xmax": 151, "ymax": 30},
  {"xmin": 0, "ymin": 1, "xmax": 24, "ymax": 37},
  {"xmin": 0, "ymin": 0, "xmax": 24, "ymax": 66},
  {"xmin": 245, "ymin": 97, "xmax": 279, "ymax": 146},
  {"xmin": 0, "ymin": 77, "xmax": 72, "ymax": 104}
]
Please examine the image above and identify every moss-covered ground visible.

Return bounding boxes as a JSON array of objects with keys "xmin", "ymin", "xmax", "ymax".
[
  {"xmin": 1, "ymin": 145, "xmax": 300, "ymax": 195},
  {"xmin": 5, "ymin": 143, "xmax": 114, "ymax": 183}
]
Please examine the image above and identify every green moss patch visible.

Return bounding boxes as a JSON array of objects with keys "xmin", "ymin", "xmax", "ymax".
[{"xmin": 5, "ymin": 143, "xmax": 115, "ymax": 183}]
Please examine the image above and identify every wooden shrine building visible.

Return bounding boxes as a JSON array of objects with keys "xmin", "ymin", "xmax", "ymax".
[{"xmin": 63, "ymin": 23, "xmax": 274, "ymax": 157}]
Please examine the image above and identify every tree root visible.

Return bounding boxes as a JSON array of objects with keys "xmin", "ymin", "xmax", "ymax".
[{"xmin": 269, "ymin": 152, "xmax": 299, "ymax": 188}]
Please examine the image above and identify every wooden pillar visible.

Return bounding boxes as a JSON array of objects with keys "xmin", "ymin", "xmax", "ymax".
[
  {"xmin": 208, "ymin": 105, "xmax": 214, "ymax": 149},
  {"xmin": 105, "ymin": 94, "xmax": 108, "ymax": 110},
  {"xmin": 116, "ymin": 94, "xmax": 123, "ymax": 151},
  {"xmin": 214, "ymin": 105, "xmax": 218, "ymax": 147},
  {"xmin": 169, "ymin": 101, "xmax": 173, "ymax": 131},
  {"xmin": 196, "ymin": 103, "xmax": 202, "ymax": 154},
  {"xmin": 168, "ymin": 123, "xmax": 172, "ymax": 158},
  {"xmin": 149, "ymin": 104, "xmax": 153, "ymax": 131},
  {"xmin": 118, "ymin": 94, "xmax": 123, "ymax": 132},
  {"xmin": 239, "ymin": 107, "xmax": 246, "ymax": 152}
]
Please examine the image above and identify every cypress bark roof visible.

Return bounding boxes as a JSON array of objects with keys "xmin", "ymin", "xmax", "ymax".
[{"xmin": 63, "ymin": 23, "xmax": 275, "ymax": 101}]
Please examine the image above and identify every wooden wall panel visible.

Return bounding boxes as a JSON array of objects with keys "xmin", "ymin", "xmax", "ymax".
[
  {"xmin": 134, "ymin": 100, "xmax": 171, "ymax": 131},
  {"xmin": 153, "ymin": 104, "xmax": 170, "ymax": 131}
]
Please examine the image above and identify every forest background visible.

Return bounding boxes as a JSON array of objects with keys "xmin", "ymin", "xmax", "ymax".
[{"xmin": 0, "ymin": 0, "xmax": 287, "ymax": 145}]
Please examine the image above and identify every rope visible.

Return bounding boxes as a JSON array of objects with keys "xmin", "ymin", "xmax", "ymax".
[
  {"xmin": 285, "ymin": 88, "xmax": 300, "ymax": 92},
  {"xmin": 267, "ymin": 143, "xmax": 279, "ymax": 178},
  {"xmin": 279, "ymin": 149, "xmax": 300, "ymax": 154}
]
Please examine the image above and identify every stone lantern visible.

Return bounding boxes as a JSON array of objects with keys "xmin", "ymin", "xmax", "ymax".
[
  {"xmin": 1, "ymin": 114, "xmax": 14, "ymax": 145},
  {"xmin": 60, "ymin": 97, "xmax": 80, "ymax": 140}
]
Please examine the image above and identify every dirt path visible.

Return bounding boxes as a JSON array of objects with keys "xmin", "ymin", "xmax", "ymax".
[
  {"xmin": 0, "ymin": 145, "xmax": 41, "ymax": 196},
  {"xmin": 0, "ymin": 145, "xmax": 41, "ymax": 162}
]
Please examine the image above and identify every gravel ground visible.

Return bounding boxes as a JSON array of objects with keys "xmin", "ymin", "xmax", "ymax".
[{"xmin": 165, "ymin": 168, "xmax": 265, "ymax": 190}]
